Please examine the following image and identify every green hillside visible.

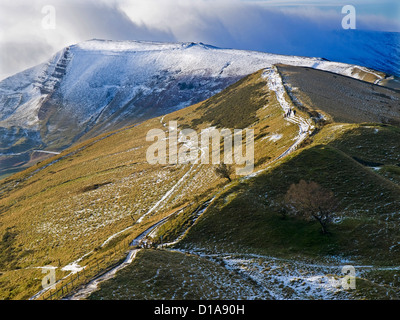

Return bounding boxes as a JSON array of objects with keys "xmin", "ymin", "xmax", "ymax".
[
  {"xmin": 94, "ymin": 124, "xmax": 400, "ymax": 300},
  {"xmin": 91, "ymin": 69, "xmax": 400, "ymax": 300}
]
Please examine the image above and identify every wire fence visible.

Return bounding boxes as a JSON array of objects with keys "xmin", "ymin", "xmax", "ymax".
[
  {"xmin": 35, "ymin": 204, "xmax": 191, "ymax": 300},
  {"xmin": 36, "ymin": 237, "xmax": 137, "ymax": 300}
]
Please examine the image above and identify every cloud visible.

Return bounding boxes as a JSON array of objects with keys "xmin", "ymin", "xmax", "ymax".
[
  {"xmin": 0, "ymin": 0, "xmax": 398, "ymax": 79},
  {"xmin": 119, "ymin": 0, "xmax": 399, "ymax": 52},
  {"xmin": 118, "ymin": 0, "xmax": 400, "ymax": 76},
  {"xmin": 0, "ymin": 0, "xmax": 175, "ymax": 80}
]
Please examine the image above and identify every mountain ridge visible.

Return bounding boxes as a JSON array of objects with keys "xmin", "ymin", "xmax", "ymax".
[{"xmin": 0, "ymin": 39, "xmax": 391, "ymax": 179}]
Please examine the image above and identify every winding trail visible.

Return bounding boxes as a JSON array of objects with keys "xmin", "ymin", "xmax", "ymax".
[
  {"xmin": 64, "ymin": 200, "xmax": 209, "ymax": 300},
  {"xmin": 240, "ymin": 66, "xmax": 315, "ymax": 181},
  {"xmin": 31, "ymin": 161, "xmax": 196, "ymax": 300},
  {"xmin": 65, "ymin": 249, "xmax": 140, "ymax": 300},
  {"xmin": 64, "ymin": 207, "xmax": 186, "ymax": 300},
  {"xmin": 158, "ymin": 197, "xmax": 216, "ymax": 248},
  {"xmin": 137, "ymin": 165, "xmax": 196, "ymax": 223},
  {"xmin": 35, "ymin": 67, "xmax": 318, "ymax": 300},
  {"xmin": 263, "ymin": 66, "xmax": 314, "ymax": 160},
  {"xmin": 32, "ymin": 115, "xmax": 204, "ymax": 300}
]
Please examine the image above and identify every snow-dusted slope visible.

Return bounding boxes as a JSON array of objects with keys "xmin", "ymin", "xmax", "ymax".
[{"xmin": 0, "ymin": 39, "xmax": 388, "ymax": 173}]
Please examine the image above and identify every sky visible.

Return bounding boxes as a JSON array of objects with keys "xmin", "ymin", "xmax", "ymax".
[{"xmin": 0, "ymin": 0, "xmax": 399, "ymax": 80}]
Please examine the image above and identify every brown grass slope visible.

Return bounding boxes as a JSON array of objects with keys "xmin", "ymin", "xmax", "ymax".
[
  {"xmin": 0, "ymin": 69, "xmax": 301, "ymax": 299},
  {"xmin": 88, "ymin": 69, "xmax": 400, "ymax": 300},
  {"xmin": 277, "ymin": 64, "xmax": 400, "ymax": 126},
  {"xmin": 2, "ymin": 65, "xmax": 399, "ymax": 300}
]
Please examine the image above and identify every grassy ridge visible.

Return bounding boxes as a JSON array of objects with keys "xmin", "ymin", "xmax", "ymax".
[
  {"xmin": 87, "ymin": 70, "xmax": 400, "ymax": 300},
  {"xmin": 2, "ymin": 66, "xmax": 400, "ymax": 300},
  {"xmin": 176, "ymin": 124, "xmax": 400, "ymax": 266},
  {"xmin": 192, "ymin": 71, "xmax": 270, "ymax": 129},
  {"xmin": 278, "ymin": 65, "xmax": 400, "ymax": 126},
  {"xmin": 0, "ymin": 69, "xmax": 299, "ymax": 299}
]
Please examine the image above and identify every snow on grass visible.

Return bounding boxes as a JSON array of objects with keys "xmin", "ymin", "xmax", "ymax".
[
  {"xmin": 175, "ymin": 250, "xmax": 356, "ymax": 300},
  {"xmin": 66, "ymin": 249, "xmax": 140, "ymax": 300},
  {"xmin": 221, "ymin": 256, "xmax": 348, "ymax": 300},
  {"xmin": 137, "ymin": 165, "xmax": 196, "ymax": 223},
  {"xmin": 100, "ymin": 225, "xmax": 134, "ymax": 248},
  {"xmin": 263, "ymin": 66, "xmax": 314, "ymax": 160},
  {"xmin": 268, "ymin": 133, "xmax": 283, "ymax": 142},
  {"xmin": 61, "ymin": 262, "xmax": 85, "ymax": 274}
]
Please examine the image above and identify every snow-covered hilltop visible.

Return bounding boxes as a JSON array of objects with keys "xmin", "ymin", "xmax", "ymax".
[{"xmin": 0, "ymin": 39, "xmax": 388, "ymax": 175}]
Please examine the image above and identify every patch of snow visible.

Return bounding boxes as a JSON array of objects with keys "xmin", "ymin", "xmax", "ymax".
[
  {"xmin": 66, "ymin": 249, "xmax": 140, "ymax": 300},
  {"xmin": 100, "ymin": 225, "xmax": 133, "ymax": 248},
  {"xmin": 263, "ymin": 66, "xmax": 314, "ymax": 159},
  {"xmin": 137, "ymin": 165, "xmax": 197, "ymax": 223},
  {"xmin": 33, "ymin": 150, "xmax": 61, "ymax": 155},
  {"xmin": 268, "ymin": 133, "xmax": 283, "ymax": 142},
  {"xmin": 61, "ymin": 262, "xmax": 85, "ymax": 274}
]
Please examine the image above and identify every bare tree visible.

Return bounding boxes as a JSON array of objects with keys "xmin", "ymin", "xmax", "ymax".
[
  {"xmin": 215, "ymin": 163, "xmax": 234, "ymax": 182},
  {"xmin": 284, "ymin": 180, "xmax": 338, "ymax": 234}
]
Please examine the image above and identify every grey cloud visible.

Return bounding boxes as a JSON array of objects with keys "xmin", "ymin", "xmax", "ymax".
[
  {"xmin": 0, "ymin": 41, "xmax": 54, "ymax": 77},
  {"xmin": 0, "ymin": 0, "xmax": 175, "ymax": 79},
  {"xmin": 55, "ymin": 0, "xmax": 176, "ymax": 42},
  {"xmin": 116, "ymin": 0, "xmax": 398, "ymax": 74},
  {"xmin": 0, "ymin": 0, "xmax": 398, "ymax": 79}
]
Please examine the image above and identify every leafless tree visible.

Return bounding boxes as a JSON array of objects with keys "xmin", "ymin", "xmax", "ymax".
[
  {"xmin": 284, "ymin": 180, "xmax": 338, "ymax": 234},
  {"xmin": 215, "ymin": 163, "xmax": 234, "ymax": 182}
]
